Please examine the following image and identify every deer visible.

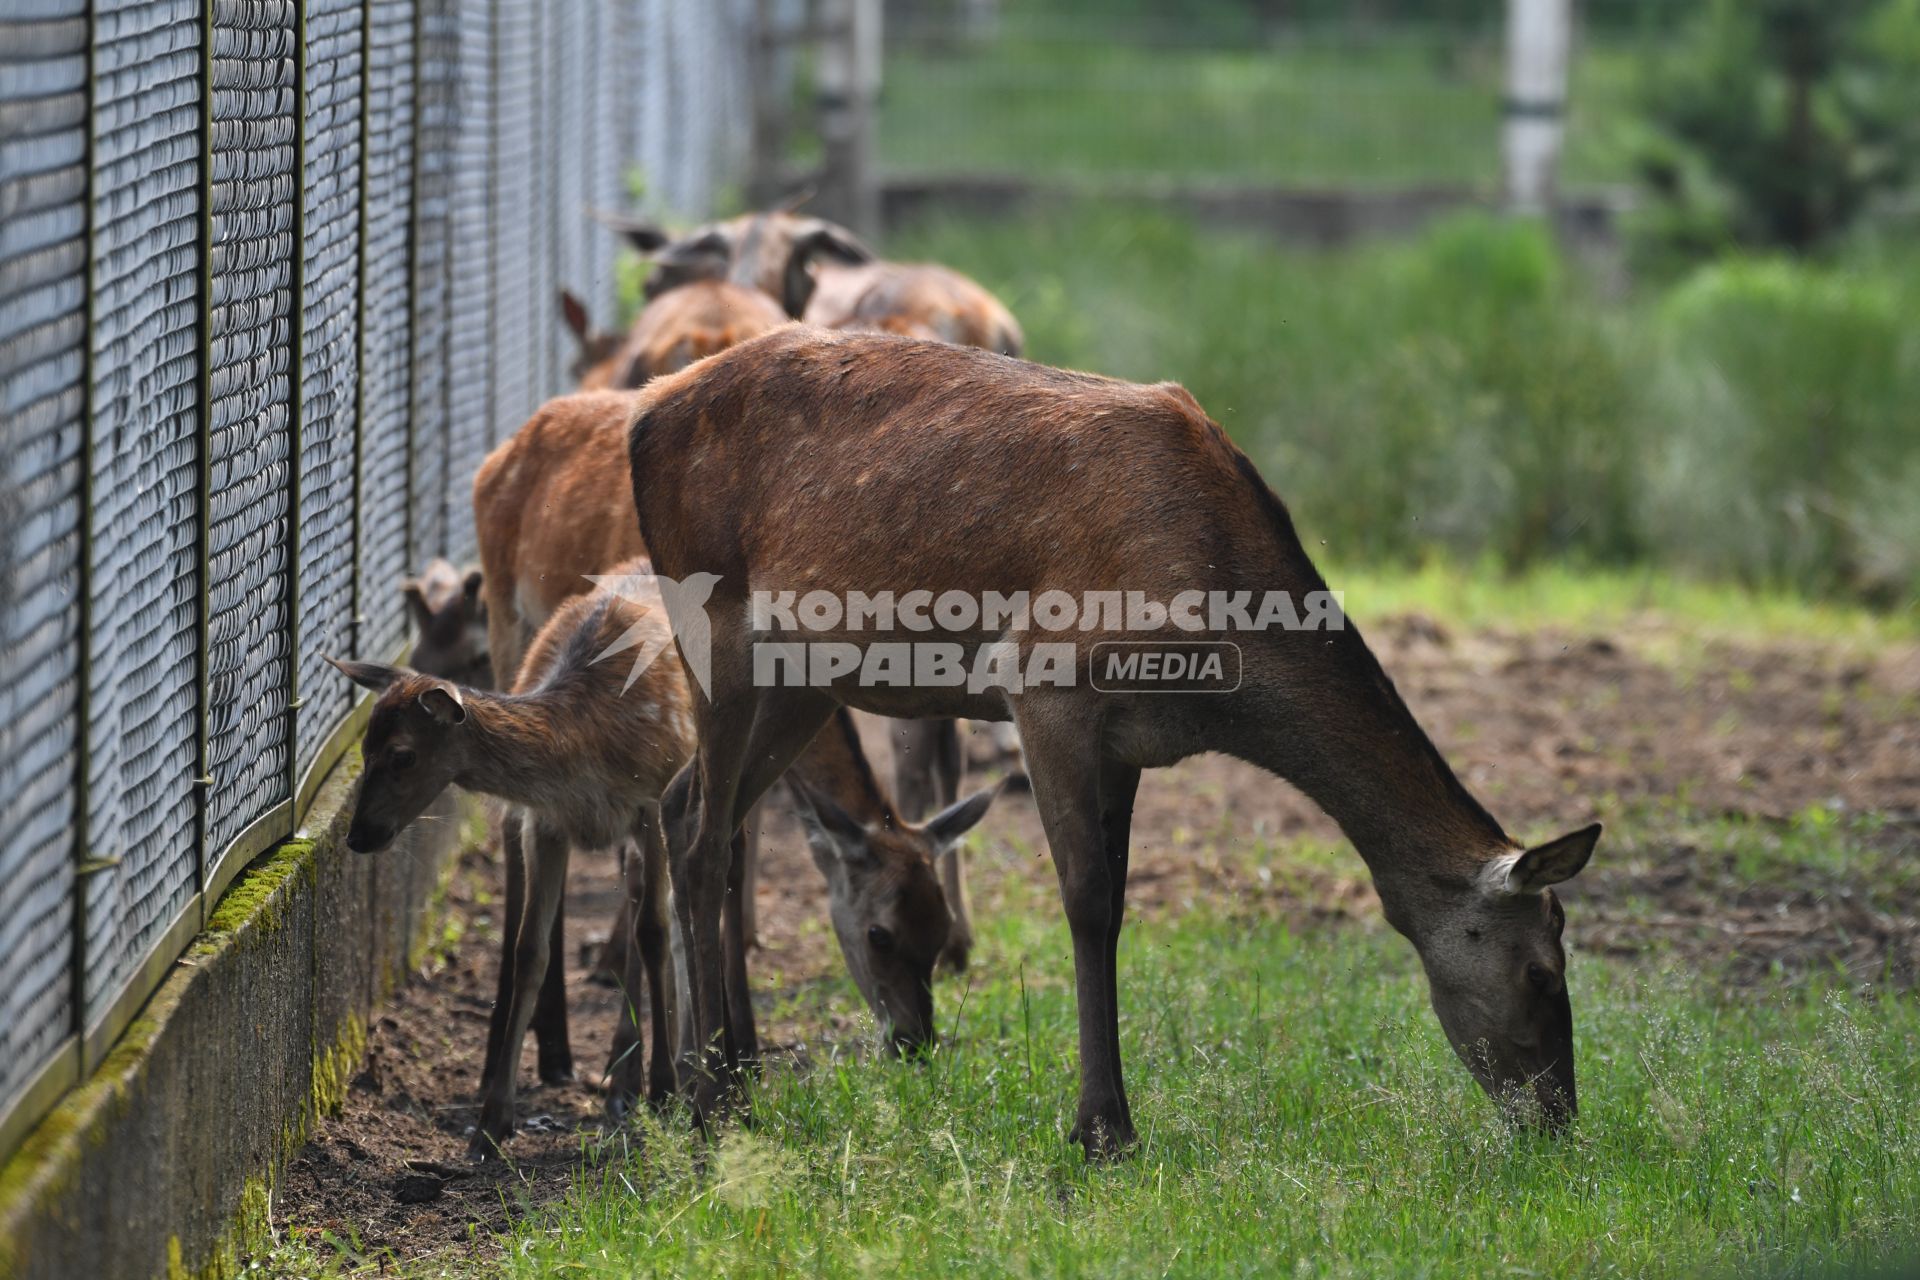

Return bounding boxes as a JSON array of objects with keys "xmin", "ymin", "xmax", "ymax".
[
  {"xmin": 626, "ymin": 326, "xmax": 1603, "ymax": 1157},
  {"xmin": 332, "ymin": 563, "xmax": 992, "ymax": 1155},
  {"xmin": 557, "ymin": 279, "xmax": 787, "ymax": 394},
  {"xmin": 597, "ymin": 205, "xmax": 1024, "ymax": 966},
  {"xmin": 402, "ymin": 558, "xmax": 491, "ymax": 689}
]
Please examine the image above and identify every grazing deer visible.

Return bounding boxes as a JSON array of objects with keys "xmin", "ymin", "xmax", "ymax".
[
  {"xmin": 609, "ymin": 280, "xmax": 789, "ymax": 388},
  {"xmin": 558, "ymin": 280, "xmax": 787, "ymax": 394},
  {"xmin": 335, "ymin": 563, "xmax": 987, "ymax": 1153},
  {"xmin": 628, "ymin": 328, "xmax": 1602, "ymax": 1155},
  {"xmin": 600, "ymin": 206, "xmax": 1023, "ymax": 358}
]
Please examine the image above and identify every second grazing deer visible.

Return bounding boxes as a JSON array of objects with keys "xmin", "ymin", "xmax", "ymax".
[{"xmin": 627, "ymin": 327, "xmax": 1602, "ymax": 1156}]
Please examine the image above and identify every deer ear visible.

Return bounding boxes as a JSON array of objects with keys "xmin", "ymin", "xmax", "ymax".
[
  {"xmin": 461, "ymin": 568, "xmax": 484, "ymax": 603},
  {"xmin": 656, "ymin": 230, "xmax": 731, "ymax": 274},
  {"xmin": 559, "ymin": 289, "xmax": 591, "ymax": 341},
  {"xmin": 788, "ymin": 779, "xmax": 873, "ymax": 867},
  {"xmin": 781, "ymin": 224, "xmax": 873, "ymax": 318},
  {"xmin": 419, "ymin": 682, "xmax": 467, "ymax": 725},
  {"xmin": 921, "ymin": 784, "xmax": 998, "ymax": 851},
  {"xmin": 1503, "ymin": 823, "xmax": 1601, "ymax": 894},
  {"xmin": 401, "ymin": 582, "xmax": 432, "ymax": 631},
  {"xmin": 327, "ymin": 655, "xmax": 403, "ymax": 693}
]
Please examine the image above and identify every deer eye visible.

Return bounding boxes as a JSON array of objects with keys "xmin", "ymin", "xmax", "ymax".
[
  {"xmin": 1525, "ymin": 961, "xmax": 1557, "ymax": 994},
  {"xmin": 390, "ymin": 747, "xmax": 417, "ymax": 772},
  {"xmin": 867, "ymin": 925, "xmax": 895, "ymax": 954}
]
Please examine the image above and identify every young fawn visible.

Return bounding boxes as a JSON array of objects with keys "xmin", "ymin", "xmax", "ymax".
[
  {"xmin": 337, "ymin": 565, "xmax": 989, "ymax": 1154},
  {"xmin": 628, "ymin": 327, "xmax": 1601, "ymax": 1155}
]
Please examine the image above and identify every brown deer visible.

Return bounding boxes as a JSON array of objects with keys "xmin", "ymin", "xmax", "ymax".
[
  {"xmin": 402, "ymin": 558, "xmax": 490, "ymax": 689},
  {"xmin": 598, "ymin": 206, "xmax": 1021, "ymax": 356},
  {"xmin": 335, "ymin": 563, "xmax": 990, "ymax": 1154},
  {"xmin": 604, "ymin": 207, "xmax": 1024, "ymax": 968},
  {"xmin": 628, "ymin": 328, "xmax": 1602, "ymax": 1156}
]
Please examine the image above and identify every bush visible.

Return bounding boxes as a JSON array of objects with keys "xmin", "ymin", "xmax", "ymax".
[
  {"xmin": 1646, "ymin": 257, "xmax": 1919, "ymax": 599},
  {"xmin": 889, "ymin": 203, "xmax": 1920, "ymax": 603}
]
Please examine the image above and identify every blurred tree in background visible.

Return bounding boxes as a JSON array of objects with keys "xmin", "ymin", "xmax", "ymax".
[{"xmin": 1634, "ymin": 0, "xmax": 1920, "ymax": 264}]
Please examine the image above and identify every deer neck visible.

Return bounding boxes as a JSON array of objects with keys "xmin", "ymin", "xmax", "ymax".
[
  {"xmin": 789, "ymin": 709, "xmax": 897, "ymax": 827},
  {"xmin": 454, "ymin": 691, "xmax": 625, "ymax": 842},
  {"xmin": 1229, "ymin": 627, "xmax": 1511, "ymax": 887}
]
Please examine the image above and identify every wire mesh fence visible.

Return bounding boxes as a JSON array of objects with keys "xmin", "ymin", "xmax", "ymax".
[{"xmin": 0, "ymin": 0, "xmax": 754, "ymax": 1158}]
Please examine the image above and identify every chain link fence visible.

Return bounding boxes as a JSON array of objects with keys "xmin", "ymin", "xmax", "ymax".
[{"xmin": 0, "ymin": 0, "xmax": 754, "ymax": 1159}]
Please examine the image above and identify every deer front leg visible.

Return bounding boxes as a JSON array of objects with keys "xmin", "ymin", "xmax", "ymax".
[
  {"xmin": 472, "ymin": 813, "xmax": 570, "ymax": 1160},
  {"xmin": 1015, "ymin": 696, "xmax": 1137, "ymax": 1160}
]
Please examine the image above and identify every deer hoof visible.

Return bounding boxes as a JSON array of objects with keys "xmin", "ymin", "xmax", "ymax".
[
  {"xmin": 538, "ymin": 1060, "xmax": 576, "ymax": 1087},
  {"xmin": 1068, "ymin": 1110, "xmax": 1137, "ymax": 1163}
]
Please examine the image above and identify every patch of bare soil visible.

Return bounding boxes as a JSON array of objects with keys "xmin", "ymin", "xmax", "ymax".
[{"xmin": 268, "ymin": 617, "xmax": 1920, "ymax": 1263}]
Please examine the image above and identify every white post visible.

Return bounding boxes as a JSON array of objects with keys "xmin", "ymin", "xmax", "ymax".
[
  {"xmin": 1503, "ymin": 0, "xmax": 1572, "ymax": 215},
  {"xmin": 816, "ymin": 0, "xmax": 882, "ymax": 234}
]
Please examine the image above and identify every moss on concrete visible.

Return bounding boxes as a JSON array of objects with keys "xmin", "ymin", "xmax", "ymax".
[
  {"xmin": 0, "ymin": 747, "xmax": 479, "ymax": 1280},
  {"xmin": 192, "ymin": 838, "xmax": 319, "ymax": 957}
]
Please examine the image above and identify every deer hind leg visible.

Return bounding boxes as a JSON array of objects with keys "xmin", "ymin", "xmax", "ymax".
[
  {"xmin": 532, "ymin": 893, "xmax": 573, "ymax": 1084},
  {"xmin": 481, "ymin": 804, "xmax": 525, "ymax": 1097},
  {"xmin": 736, "ymin": 800, "xmax": 765, "ymax": 951},
  {"xmin": 721, "ymin": 688, "xmax": 840, "ymax": 1054},
  {"xmin": 636, "ymin": 809, "xmax": 679, "ymax": 1108},
  {"xmin": 607, "ymin": 812, "xmax": 678, "ymax": 1121},
  {"xmin": 723, "ymin": 828, "xmax": 759, "ymax": 1070},
  {"xmin": 664, "ymin": 674, "xmax": 760, "ymax": 1126},
  {"xmin": 1014, "ymin": 694, "xmax": 1139, "ymax": 1161},
  {"xmin": 473, "ymin": 812, "xmax": 571, "ymax": 1159}
]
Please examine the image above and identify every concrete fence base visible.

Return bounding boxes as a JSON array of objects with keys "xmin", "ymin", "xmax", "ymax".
[{"xmin": 0, "ymin": 755, "xmax": 468, "ymax": 1280}]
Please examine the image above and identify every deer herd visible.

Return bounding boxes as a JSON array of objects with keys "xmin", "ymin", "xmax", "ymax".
[{"xmin": 337, "ymin": 205, "xmax": 1602, "ymax": 1163}]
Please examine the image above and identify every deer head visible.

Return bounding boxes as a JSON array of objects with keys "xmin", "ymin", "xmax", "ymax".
[
  {"xmin": 558, "ymin": 290, "xmax": 627, "ymax": 387},
  {"xmin": 329, "ymin": 657, "xmax": 474, "ymax": 854},
  {"xmin": 402, "ymin": 559, "xmax": 489, "ymax": 688},
  {"xmin": 787, "ymin": 779, "xmax": 996, "ymax": 1053},
  {"xmin": 1384, "ymin": 824, "xmax": 1601, "ymax": 1130}
]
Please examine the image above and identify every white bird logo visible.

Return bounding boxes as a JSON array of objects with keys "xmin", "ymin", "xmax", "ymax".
[{"xmin": 584, "ymin": 570, "xmax": 722, "ymax": 698}]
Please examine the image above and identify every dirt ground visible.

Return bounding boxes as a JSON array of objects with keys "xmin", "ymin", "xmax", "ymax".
[{"xmin": 269, "ymin": 615, "xmax": 1920, "ymax": 1263}]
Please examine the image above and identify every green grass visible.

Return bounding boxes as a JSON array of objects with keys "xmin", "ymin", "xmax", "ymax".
[
  {"xmin": 275, "ymin": 845, "xmax": 1920, "ymax": 1278},
  {"xmin": 884, "ymin": 203, "xmax": 1920, "ymax": 606},
  {"xmin": 1332, "ymin": 559, "xmax": 1920, "ymax": 650},
  {"xmin": 879, "ymin": 33, "xmax": 1645, "ymax": 188}
]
